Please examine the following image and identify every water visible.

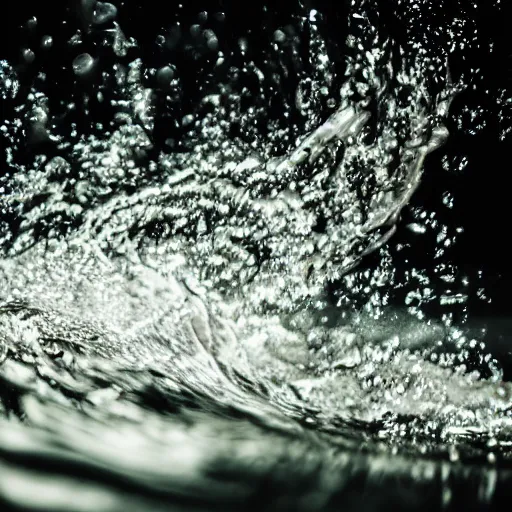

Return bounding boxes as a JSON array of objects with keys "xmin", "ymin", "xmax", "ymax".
[{"xmin": 0, "ymin": 1, "xmax": 511, "ymax": 510}]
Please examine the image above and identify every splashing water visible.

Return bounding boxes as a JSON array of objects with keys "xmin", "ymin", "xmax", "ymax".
[{"xmin": 0, "ymin": 1, "xmax": 511, "ymax": 510}]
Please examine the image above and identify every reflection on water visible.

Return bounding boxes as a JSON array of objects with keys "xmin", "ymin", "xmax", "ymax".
[{"xmin": 0, "ymin": 1, "xmax": 511, "ymax": 510}]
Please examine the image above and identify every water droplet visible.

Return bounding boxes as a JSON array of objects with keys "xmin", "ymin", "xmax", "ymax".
[
  {"xmin": 407, "ymin": 223, "xmax": 426, "ymax": 234},
  {"xmin": 487, "ymin": 437, "xmax": 498, "ymax": 448},
  {"xmin": 238, "ymin": 38, "xmax": 248, "ymax": 53},
  {"xmin": 205, "ymin": 30, "xmax": 219, "ymax": 51},
  {"xmin": 92, "ymin": 2, "xmax": 118, "ymax": 25},
  {"xmin": 26, "ymin": 16, "xmax": 37, "ymax": 30},
  {"xmin": 207, "ymin": 36, "xmax": 219, "ymax": 51},
  {"xmin": 156, "ymin": 66, "xmax": 176, "ymax": 88},
  {"xmin": 0, "ymin": 61, "xmax": 20, "ymax": 100},
  {"xmin": 273, "ymin": 30, "xmax": 286, "ymax": 43},
  {"xmin": 182, "ymin": 114, "xmax": 194, "ymax": 126},
  {"xmin": 22, "ymin": 48, "xmax": 35, "ymax": 64},
  {"xmin": 72, "ymin": 53, "xmax": 95, "ymax": 78},
  {"xmin": 448, "ymin": 445, "xmax": 460, "ymax": 462},
  {"xmin": 41, "ymin": 35, "xmax": 53, "ymax": 50},
  {"xmin": 190, "ymin": 24, "xmax": 201, "ymax": 38},
  {"xmin": 442, "ymin": 192, "xmax": 454, "ymax": 208}
]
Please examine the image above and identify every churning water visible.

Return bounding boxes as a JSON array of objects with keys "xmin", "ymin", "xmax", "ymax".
[{"xmin": 0, "ymin": 1, "xmax": 511, "ymax": 510}]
